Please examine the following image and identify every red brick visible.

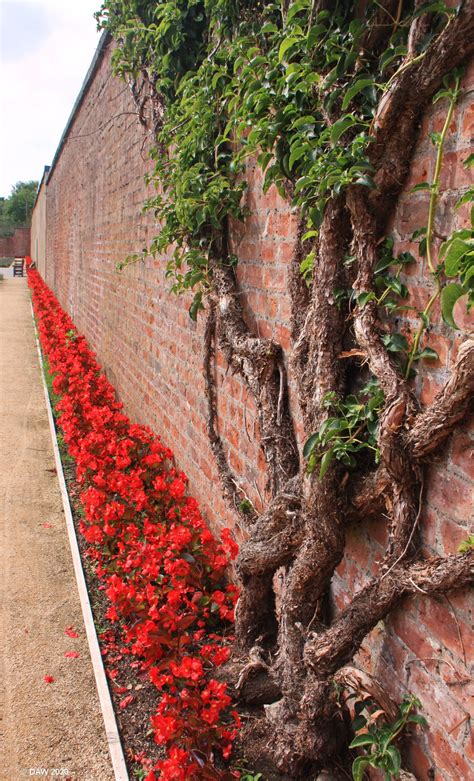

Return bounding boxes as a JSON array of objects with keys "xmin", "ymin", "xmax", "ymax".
[
  {"xmin": 461, "ymin": 102, "xmax": 473, "ymax": 142},
  {"xmin": 405, "ymin": 737, "xmax": 435, "ymax": 781},
  {"xmin": 451, "ymin": 433, "xmax": 474, "ymax": 480},
  {"xmin": 429, "ymin": 729, "xmax": 474, "ymax": 779},
  {"xmin": 440, "ymin": 151, "xmax": 473, "ymax": 191},
  {"xmin": 420, "ymin": 376, "xmax": 443, "ymax": 406},
  {"xmin": 427, "ymin": 471, "xmax": 472, "ymax": 522},
  {"xmin": 405, "ymin": 663, "xmax": 469, "ymax": 735},
  {"xmin": 418, "ymin": 596, "xmax": 469, "ymax": 662}
]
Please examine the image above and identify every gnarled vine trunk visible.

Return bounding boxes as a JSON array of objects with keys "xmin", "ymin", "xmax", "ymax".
[
  {"xmin": 101, "ymin": 0, "xmax": 474, "ymax": 775},
  {"xmin": 206, "ymin": 5, "xmax": 474, "ymax": 775}
]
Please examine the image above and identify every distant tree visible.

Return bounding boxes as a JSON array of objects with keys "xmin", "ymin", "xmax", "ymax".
[
  {"xmin": 0, "ymin": 181, "xmax": 38, "ymax": 235},
  {"xmin": 4, "ymin": 181, "xmax": 38, "ymax": 227}
]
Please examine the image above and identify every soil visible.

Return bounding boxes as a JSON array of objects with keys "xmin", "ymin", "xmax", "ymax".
[{"xmin": 0, "ymin": 279, "xmax": 114, "ymax": 781}]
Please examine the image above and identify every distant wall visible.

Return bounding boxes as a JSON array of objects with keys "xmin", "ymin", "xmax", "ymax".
[
  {"xmin": 0, "ymin": 226, "xmax": 30, "ymax": 257},
  {"xmin": 34, "ymin": 33, "xmax": 474, "ymax": 780},
  {"xmin": 31, "ymin": 177, "xmax": 47, "ymax": 277}
]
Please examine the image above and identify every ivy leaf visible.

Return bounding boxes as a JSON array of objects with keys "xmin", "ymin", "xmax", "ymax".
[
  {"xmin": 278, "ymin": 36, "xmax": 301, "ymax": 62},
  {"xmin": 300, "ymin": 250, "xmax": 315, "ymax": 281},
  {"xmin": 411, "ymin": 182, "xmax": 431, "ymax": 193},
  {"xmin": 418, "ymin": 347, "xmax": 439, "ymax": 361},
  {"xmin": 341, "ymin": 78, "xmax": 375, "ymax": 110},
  {"xmin": 189, "ymin": 291, "xmax": 204, "ymax": 321},
  {"xmin": 287, "ymin": 0, "xmax": 310, "ymax": 23},
  {"xmin": 458, "ymin": 535, "xmax": 474, "ymax": 553},
  {"xmin": 330, "ymin": 115, "xmax": 358, "ymax": 146},
  {"xmin": 414, "ymin": 1, "xmax": 451, "ymax": 18},
  {"xmin": 407, "ymin": 714, "xmax": 429, "ymax": 727},
  {"xmin": 352, "ymin": 756, "xmax": 370, "ymax": 781},
  {"xmin": 349, "ymin": 733, "xmax": 376, "ymax": 748},
  {"xmin": 303, "ymin": 432, "xmax": 319, "ymax": 459},
  {"xmin": 289, "ymin": 145, "xmax": 307, "ymax": 170},
  {"xmin": 443, "ymin": 237, "xmax": 471, "ymax": 276},
  {"xmin": 319, "ymin": 448, "xmax": 335, "ymax": 480},
  {"xmin": 357, "ymin": 291, "xmax": 376, "ymax": 307},
  {"xmin": 382, "ymin": 332, "xmax": 408, "ymax": 353},
  {"xmin": 441, "ymin": 283, "xmax": 466, "ymax": 328},
  {"xmin": 385, "ymin": 745, "xmax": 401, "ymax": 775},
  {"xmin": 354, "ymin": 174, "xmax": 376, "ymax": 189}
]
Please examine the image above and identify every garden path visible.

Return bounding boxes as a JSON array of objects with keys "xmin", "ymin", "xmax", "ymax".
[{"xmin": 0, "ymin": 278, "xmax": 115, "ymax": 781}]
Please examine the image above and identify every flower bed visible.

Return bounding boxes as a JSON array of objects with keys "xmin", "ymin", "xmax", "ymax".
[{"xmin": 28, "ymin": 264, "xmax": 240, "ymax": 781}]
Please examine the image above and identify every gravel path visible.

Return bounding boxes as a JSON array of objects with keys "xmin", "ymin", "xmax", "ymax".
[{"xmin": 0, "ymin": 279, "xmax": 115, "ymax": 781}]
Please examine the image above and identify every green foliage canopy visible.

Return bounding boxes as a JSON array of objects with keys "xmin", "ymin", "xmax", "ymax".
[{"xmin": 0, "ymin": 180, "xmax": 38, "ymax": 235}]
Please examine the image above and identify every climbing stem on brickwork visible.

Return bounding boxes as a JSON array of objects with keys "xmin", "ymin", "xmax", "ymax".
[
  {"xmin": 405, "ymin": 72, "xmax": 461, "ymax": 378},
  {"xmin": 97, "ymin": 1, "xmax": 474, "ymax": 777}
]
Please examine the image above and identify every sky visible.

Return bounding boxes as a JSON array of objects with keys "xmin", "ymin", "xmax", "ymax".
[{"xmin": 0, "ymin": 0, "xmax": 102, "ymax": 197}]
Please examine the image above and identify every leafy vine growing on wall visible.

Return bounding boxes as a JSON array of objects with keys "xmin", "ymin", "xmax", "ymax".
[{"xmin": 96, "ymin": 0, "xmax": 473, "ymax": 776}]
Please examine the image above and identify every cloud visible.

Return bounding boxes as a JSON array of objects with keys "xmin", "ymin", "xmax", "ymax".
[{"xmin": 0, "ymin": 0, "xmax": 102, "ymax": 196}]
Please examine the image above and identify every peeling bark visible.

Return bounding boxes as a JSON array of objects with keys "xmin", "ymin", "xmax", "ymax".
[
  {"xmin": 211, "ymin": 258, "xmax": 299, "ymax": 498},
  {"xmin": 198, "ymin": 8, "xmax": 474, "ymax": 778}
]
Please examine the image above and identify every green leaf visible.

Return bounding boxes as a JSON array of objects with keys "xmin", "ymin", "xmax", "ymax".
[
  {"xmin": 330, "ymin": 115, "xmax": 358, "ymax": 146},
  {"xmin": 278, "ymin": 36, "xmax": 301, "ymax": 62},
  {"xmin": 407, "ymin": 714, "xmax": 429, "ymax": 728},
  {"xmin": 287, "ymin": 0, "xmax": 309, "ymax": 23},
  {"xmin": 441, "ymin": 283, "xmax": 466, "ymax": 328},
  {"xmin": 458, "ymin": 534, "xmax": 474, "ymax": 553},
  {"xmin": 418, "ymin": 347, "xmax": 439, "ymax": 361},
  {"xmin": 189, "ymin": 291, "xmax": 204, "ymax": 321},
  {"xmin": 357, "ymin": 291, "xmax": 376, "ymax": 307},
  {"xmin": 349, "ymin": 734, "xmax": 376, "ymax": 749},
  {"xmin": 303, "ymin": 432, "xmax": 319, "ymax": 459},
  {"xmin": 289, "ymin": 145, "xmax": 307, "ymax": 170},
  {"xmin": 300, "ymin": 250, "xmax": 315, "ymax": 281},
  {"xmin": 352, "ymin": 756, "xmax": 370, "ymax": 781},
  {"xmin": 385, "ymin": 745, "xmax": 401, "ymax": 775},
  {"xmin": 319, "ymin": 448, "xmax": 335, "ymax": 480},
  {"xmin": 464, "ymin": 153, "xmax": 474, "ymax": 168},
  {"xmin": 382, "ymin": 332, "xmax": 409, "ymax": 353},
  {"xmin": 411, "ymin": 182, "xmax": 431, "ymax": 193},
  {"xmin": 342, "ymin": 78, "xmax": 375, "ymax": 110},
  {"xmin": 443, "ymin": 238, "xmax": 470, "ymax": 276},
  {"xmin": 355, "ymin": 174, "xmax": 376, "ymax": 189}
]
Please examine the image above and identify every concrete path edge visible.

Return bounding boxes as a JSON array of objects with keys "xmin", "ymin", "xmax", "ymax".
[{"xmin": 30, "ymin": 300, "xmax": 129, "ymax": 781}]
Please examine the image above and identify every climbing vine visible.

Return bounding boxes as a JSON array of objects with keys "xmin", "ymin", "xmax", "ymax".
[{"xmin": 97, "ymin": 0, "xmax": 473, "ymax": 777}]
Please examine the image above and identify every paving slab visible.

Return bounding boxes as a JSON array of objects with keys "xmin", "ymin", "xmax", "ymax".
[{"xmin": 0, "ymin": 278, "xmax": 115, "ymax": 781}]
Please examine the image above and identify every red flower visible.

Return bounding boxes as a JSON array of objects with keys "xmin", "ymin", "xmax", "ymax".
[{"xmin": 28, "ymin": 268, "xmax": 240, "ymax": 778}]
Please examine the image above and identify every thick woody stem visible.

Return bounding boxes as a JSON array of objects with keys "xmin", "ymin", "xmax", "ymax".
[
  {"xmin": 348, "ymin": 186, "xmax": 421, "ymax": 561},
  {"xmin": 348, "ymin": 339, "xmax": 474, "ymax": 519},
  {"xmin": 369, "ymin": 2, "xmax": 474, "ymax": 227},
  {"xmin": 235, "ymin": 480, "xmax": 303, "ymax": 649},
  {"xmin": 211, "ymin": 259, "xmax": 299, "ymax": 497},
  {"xmin": 406, "ymin": 338, "xmax": 474, "ymax": 459},
  {"xmin": 277, "ymin": 198, "xmax": 349, "ymax": 694},
  {"xmin": 304, "ymin": 552, "xmax": 474, "ymax": 678},
  {"xmin": 203, "ymin": 302, "xmax": 251, "ymax": 521}
]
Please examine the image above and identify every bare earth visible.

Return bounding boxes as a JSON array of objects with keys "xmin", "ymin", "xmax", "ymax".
[{"xmin": 0, "ymin": 279, "xmax": 115, "ymax": 781}]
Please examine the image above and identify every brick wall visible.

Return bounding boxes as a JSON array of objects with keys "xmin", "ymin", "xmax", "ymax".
[
  {"xmin": 0, "ymin": 226, "xmax": 30, "ymax": 257},
  {"xmin": 40, "ymin": 38, "xmax": 473, "ymax": 779}
]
